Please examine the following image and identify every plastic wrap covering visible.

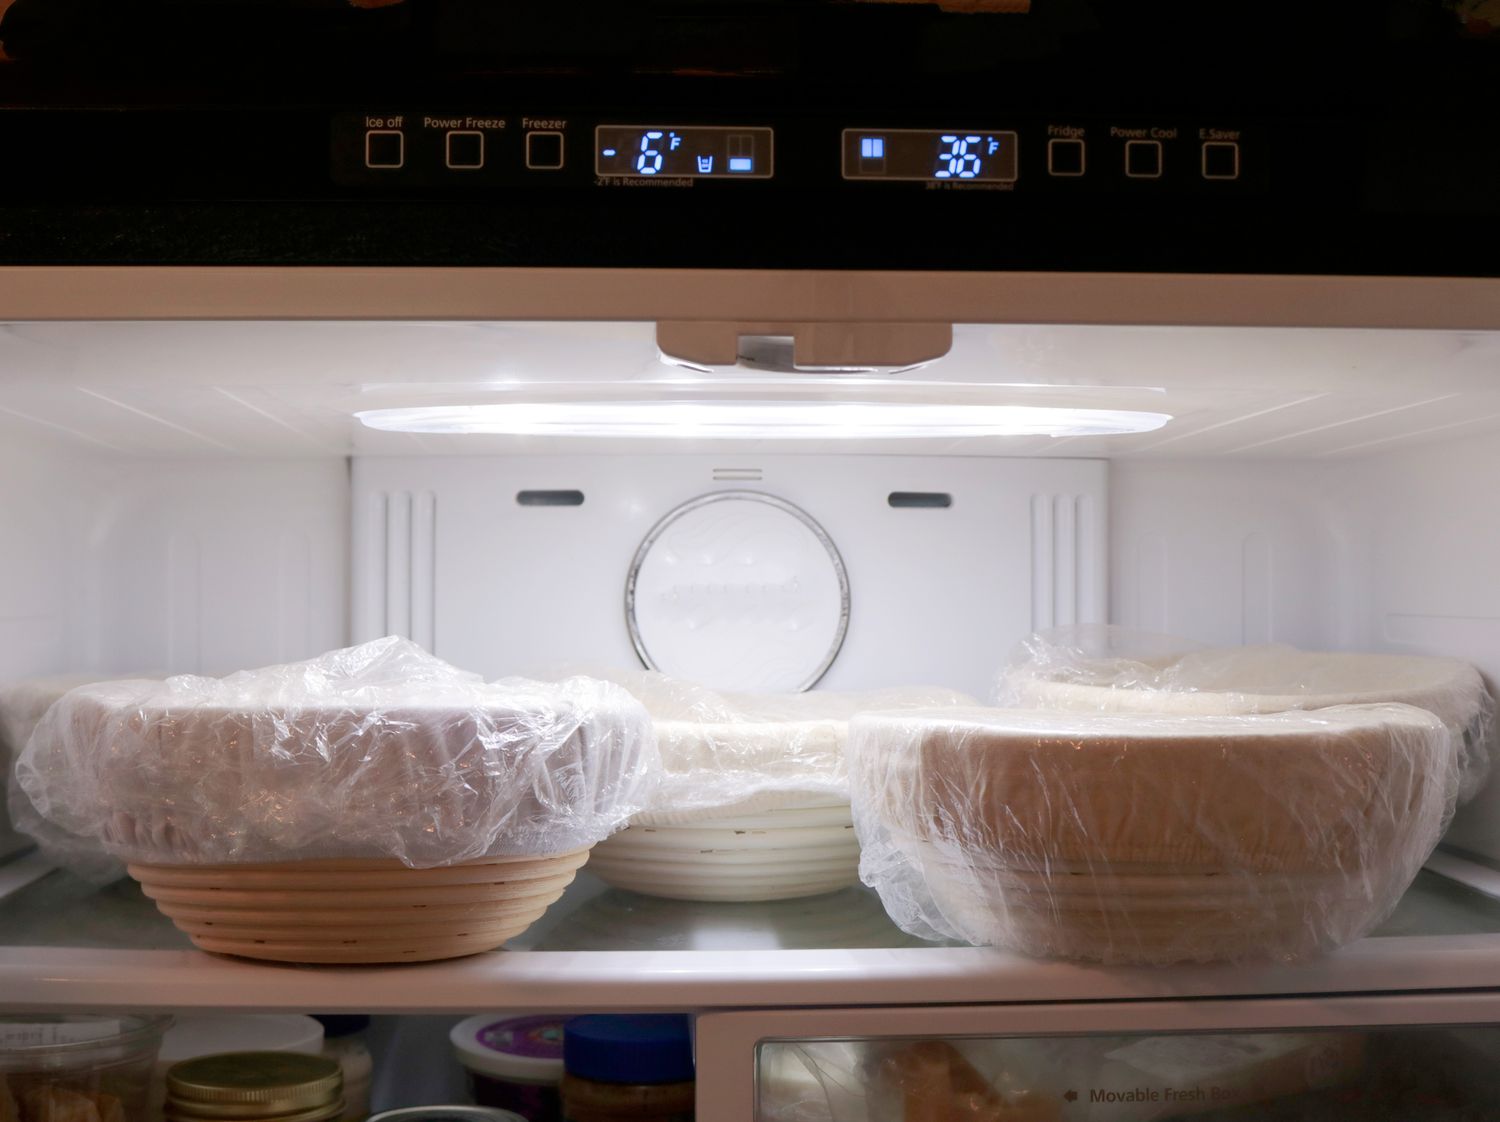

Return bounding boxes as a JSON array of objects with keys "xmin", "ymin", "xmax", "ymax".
[
  {"xmin": 998, "ymin": 625, "xmax": 1497, "ymax": 803},
  {"xmin": 848, "ymin": 704, "xmax": 1457, "ymax": 963},
  {"xmin": 14, "ymin": 637, "xmax": 658, "ymax": 869},
  {"xmin": 591, "ymin": 669, "xmax": 976, "ymax": 824},
  {"xmin": 2, "ymin": 675, "xmax": 148, "ymax": 882}
]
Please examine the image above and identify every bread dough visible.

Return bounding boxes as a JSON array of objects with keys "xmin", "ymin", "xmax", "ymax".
[{"xmin": 1003, "ymin": 645, "xmax": 1495, "ymax": 802}]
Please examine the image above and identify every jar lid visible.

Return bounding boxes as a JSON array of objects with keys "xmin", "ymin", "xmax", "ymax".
[
  {"xmin": 160, "ymin": 1017, "xmax": 325, "ymax": 1068},
  {"xmin": 563, "ymin": 1016, "xmax": 694, "ymax": 1087},
  {"xmin": 167, "ymin": 1052, "xmax": 343, "ymax": 1115},
  {"xmin": 165, "ymin": 1101, "xmax": 343, "ymax": 1122},
  {"xmin": 368, "ymin": 1108, "xmax": 525, "ymax": 1122},
  {"xmin": 312, "ymin": 1016, "xmax": 370, "ymax": 1040},
  {"xmin": 451, "ymin": 1015, "xmax": 566, "ymax": 1085}
]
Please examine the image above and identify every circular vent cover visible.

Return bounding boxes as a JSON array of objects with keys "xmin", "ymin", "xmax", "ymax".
[{"xmin": 626, "ymin": 492, "xmax": 850, "ymax": 693}]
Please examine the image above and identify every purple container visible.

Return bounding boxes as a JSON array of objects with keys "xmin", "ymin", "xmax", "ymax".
[{"xmin": 450, "ymin": 1015, "xmax": 565, "ymax": 1122}]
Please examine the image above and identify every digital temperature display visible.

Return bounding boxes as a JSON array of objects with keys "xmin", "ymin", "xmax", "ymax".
[
  {"xmin": 842, "ymin": 129, "xmax": 1019, "ymax": 183},
  {"xmin": 596, "ymin": 126, "xmax": 774, "ymax": 179}
]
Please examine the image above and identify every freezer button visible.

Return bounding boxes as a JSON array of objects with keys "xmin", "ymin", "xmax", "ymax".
[
  {"xmin": 364, "ymin": 129, "xmax": 405, "ymax": 170},
  {"xmin": 526, "ymin": 131, "xmax": 566, "ymax": 170}
]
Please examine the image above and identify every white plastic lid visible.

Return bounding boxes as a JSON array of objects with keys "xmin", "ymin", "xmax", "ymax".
[
  {"xmin": 450, "ymin": 1014, "xmax": 566, "ymax": 1085},
  {"xmin": 159, "ymin": 1015, "xmax": 325, "ymax": 1065}
]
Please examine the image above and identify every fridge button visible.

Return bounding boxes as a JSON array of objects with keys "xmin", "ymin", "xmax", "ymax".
[{"xmin": 1048, "ymin": 138, "xmax": 1086, "ymax": 177}]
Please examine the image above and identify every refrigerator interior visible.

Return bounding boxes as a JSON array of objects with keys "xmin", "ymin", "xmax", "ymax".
[{"xmin": 6, "ymin": 313, "xmax": 1500, "ymax": 1117}]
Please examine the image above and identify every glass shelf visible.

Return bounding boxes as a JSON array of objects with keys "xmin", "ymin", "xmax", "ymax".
[
  {"xmin": 0, "ymin": 865, "xmax": 935, "ymax": 954},
  {"xmin": 6, "ymin": 858, "xmax": 1500, "ymax": 1014},
  {"xmin": 2, "ymin": 866, "xmax": 1496, "ymax": 955}
]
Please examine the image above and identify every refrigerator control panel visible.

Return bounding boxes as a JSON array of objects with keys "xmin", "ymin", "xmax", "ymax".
[{"xmin": 328, "ymin": 111, "xmax": 1263, "ymax": 197}]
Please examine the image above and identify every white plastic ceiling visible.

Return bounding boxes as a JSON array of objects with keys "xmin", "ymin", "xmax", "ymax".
[{"xmin": 0, "ymin": 320, "xmax": 1498, "ymax": 459}]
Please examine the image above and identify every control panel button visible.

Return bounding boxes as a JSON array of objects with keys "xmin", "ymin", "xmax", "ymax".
[
  {"xmin": 1047, "ymin": 138, "xmax": 1086, "ymax": 177},
  {"xmin": 1125, "ymin": 139, "xmax": 1162, "ymax": 179},
  {"xmin": 526, "ymin": 131, "xmax": 566, "ymax": 170},
  {"xmin": 1202, "ymin": 141, "xmax": 1240, "ymax": 180},
  {"xmin": 445, "ymin": 130, "xmax": 485, "ymax": 170},
  {"xmin": 364, "ymin": 129, "xmax": 404, "ymax": 170}
]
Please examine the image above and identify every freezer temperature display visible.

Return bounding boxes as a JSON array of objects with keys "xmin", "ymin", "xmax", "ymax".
[
  {"xmin": 595, "ymin": 126, "xmax": 774, "ymax": 179},
  {"xmin": 843, "ymin": 129, "xmax": 1019, "ymax": 182}
]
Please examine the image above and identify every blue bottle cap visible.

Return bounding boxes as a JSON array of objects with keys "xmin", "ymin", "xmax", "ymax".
[{"xmin": 563, "ymin": 1015, "xmax": 694, "ymax": 1086}]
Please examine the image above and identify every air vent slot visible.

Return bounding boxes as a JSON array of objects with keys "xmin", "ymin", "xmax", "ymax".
[
  {"xmin": 888, "ymin": 492, "xmax": 953, "ymax": 509},
  {"xmin": 713, "ymin": 468, "xmax": 764, "ymax": 482},
  {"xmin": 516, "ymin": 490, "xmax": 585, "ymax": 507}
]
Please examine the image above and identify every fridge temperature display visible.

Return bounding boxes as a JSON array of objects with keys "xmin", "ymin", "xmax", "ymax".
[
  {"xmin": 595, "ymin": 126, "xmax": 774, "ymax": 179},
  {"xmin": 842, "ymin": 129, "xmax": 1019, "ymax": 182}
]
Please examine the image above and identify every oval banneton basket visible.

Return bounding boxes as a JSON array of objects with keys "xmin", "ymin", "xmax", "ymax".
[{"xmin": 129, "ymin": 849, "xmax": 591, "ymax": 964}]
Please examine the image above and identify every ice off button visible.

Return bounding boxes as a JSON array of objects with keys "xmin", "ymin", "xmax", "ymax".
[
  {"xmin": 526, "ymin": 131, "xmax": 565, "ymax": 170},
  {"xmin": 1125, "ymin": 139, "xmax": 1162, "ymax": 179},
  {"xmin": 1048, "ymin": 138, "xmax": 1086, "ymax": 177},
  {"xmin": 1202, "ymin": 141, "xmax": 1241, "ymax": 180},
  {"xmin": 364, "ymin": 129, "xmax": 404, "ymax": 170},
  {"xmin": 446, "ymin": 130, "xmax": 484, "ymax": 170}
]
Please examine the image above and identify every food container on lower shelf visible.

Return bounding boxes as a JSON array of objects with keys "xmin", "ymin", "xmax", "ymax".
[
  {"xmin": 368, "ymin": 1108, "xmax": 525, "ymax": 1122},
  {"xmin": 11, "ymin": 639, "xmax": 658, "ymax": 965},
  {"xmin": 315, "ymin": 1017, "xmax": 373, "ymax": 1122},
  {"xmin": 0, "ymin": 1014, "xmax": 173, "ymax": 1122},
  {"xmin": 850, "ymin": 704, "xmax": 1459, "ymax": 964},
  {"xmin": 164, "ymin": 1052, "xmax": 342, "ymax": 1122},
  {"xmin": 450, "ymin": 1014, "xmax": 566, "ymax": 1122},
  {"xmin": 151, "ymin": 1016, "xmax": 325, "ymax": 1120},
  {"xmin": 561, "ymin": 1016, "xmax": 695, "ymax": 1122}
]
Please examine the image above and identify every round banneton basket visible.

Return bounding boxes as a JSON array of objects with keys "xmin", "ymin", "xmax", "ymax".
[
  {"xmin": 854, "ymin": 704, "xmax": 1457, "ymax": 964},
  {"xmin": 587, "ymin": 804, "xmax": 860, "ymax": 902},
  {"xmin": 129, "ymin": 849, "xmax": 590, "ymax": 964}
]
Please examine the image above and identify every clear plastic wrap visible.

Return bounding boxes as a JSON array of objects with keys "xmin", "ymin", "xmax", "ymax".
[
  {"xmin": 997, "ymin": 626, "xmax": 1497, "ymax": 803},
  {"xmin": 14, "ymin": 637, "xmax": 659, "ymax": 869},
  {"xmin": 2, "ymin": 675, "xmax": 149, "ymax": 882},
  {"xmin": 849, "ymin": 704, "xmax": 1458, "ymax": 963},
  {"xmin": 589, "ymin": 669, "xmax": 976, "ymax": 823}
]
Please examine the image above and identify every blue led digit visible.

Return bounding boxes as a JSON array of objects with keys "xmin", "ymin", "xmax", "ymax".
[
  {"xmin": 636, "ymin": 131, "xmax": 665, "ymax": 175},
  {"xmin": 935, "ymin": 134, "xmax": 957, "ymax": 179},
  {"xmin": 957, "ymin": 134, "xmax": 983, "ymax": 179},
  {"xmin": 934, "ymin": 134, "xmax": 985, "ymax": 179}
]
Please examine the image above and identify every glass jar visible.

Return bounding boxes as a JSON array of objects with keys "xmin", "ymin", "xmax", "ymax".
[
  {"xmin": 560, "ymin": 1017, "xmax": 693, "ymax": 1122},
  {"xmin": 0, "ymin": 1013, "xmax": 172, "ymax": 1122},
  {"xmin": 165, "ymin": 1051, "xmax": 343, "ymax": 1122},
  {"xmin": 451, "ymin": 1014, "xmax": 565, "ymax": 1122}
]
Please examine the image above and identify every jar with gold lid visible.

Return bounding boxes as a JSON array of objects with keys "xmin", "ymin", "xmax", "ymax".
[{"xmin": 165, "ymin": 1052, "xmax": 344, "ymax": 1122}]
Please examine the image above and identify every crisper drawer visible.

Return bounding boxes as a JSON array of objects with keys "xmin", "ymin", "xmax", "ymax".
[{"xmin": 697, "ymin": 995, "xmax": 1500, "ymax": 1121}]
